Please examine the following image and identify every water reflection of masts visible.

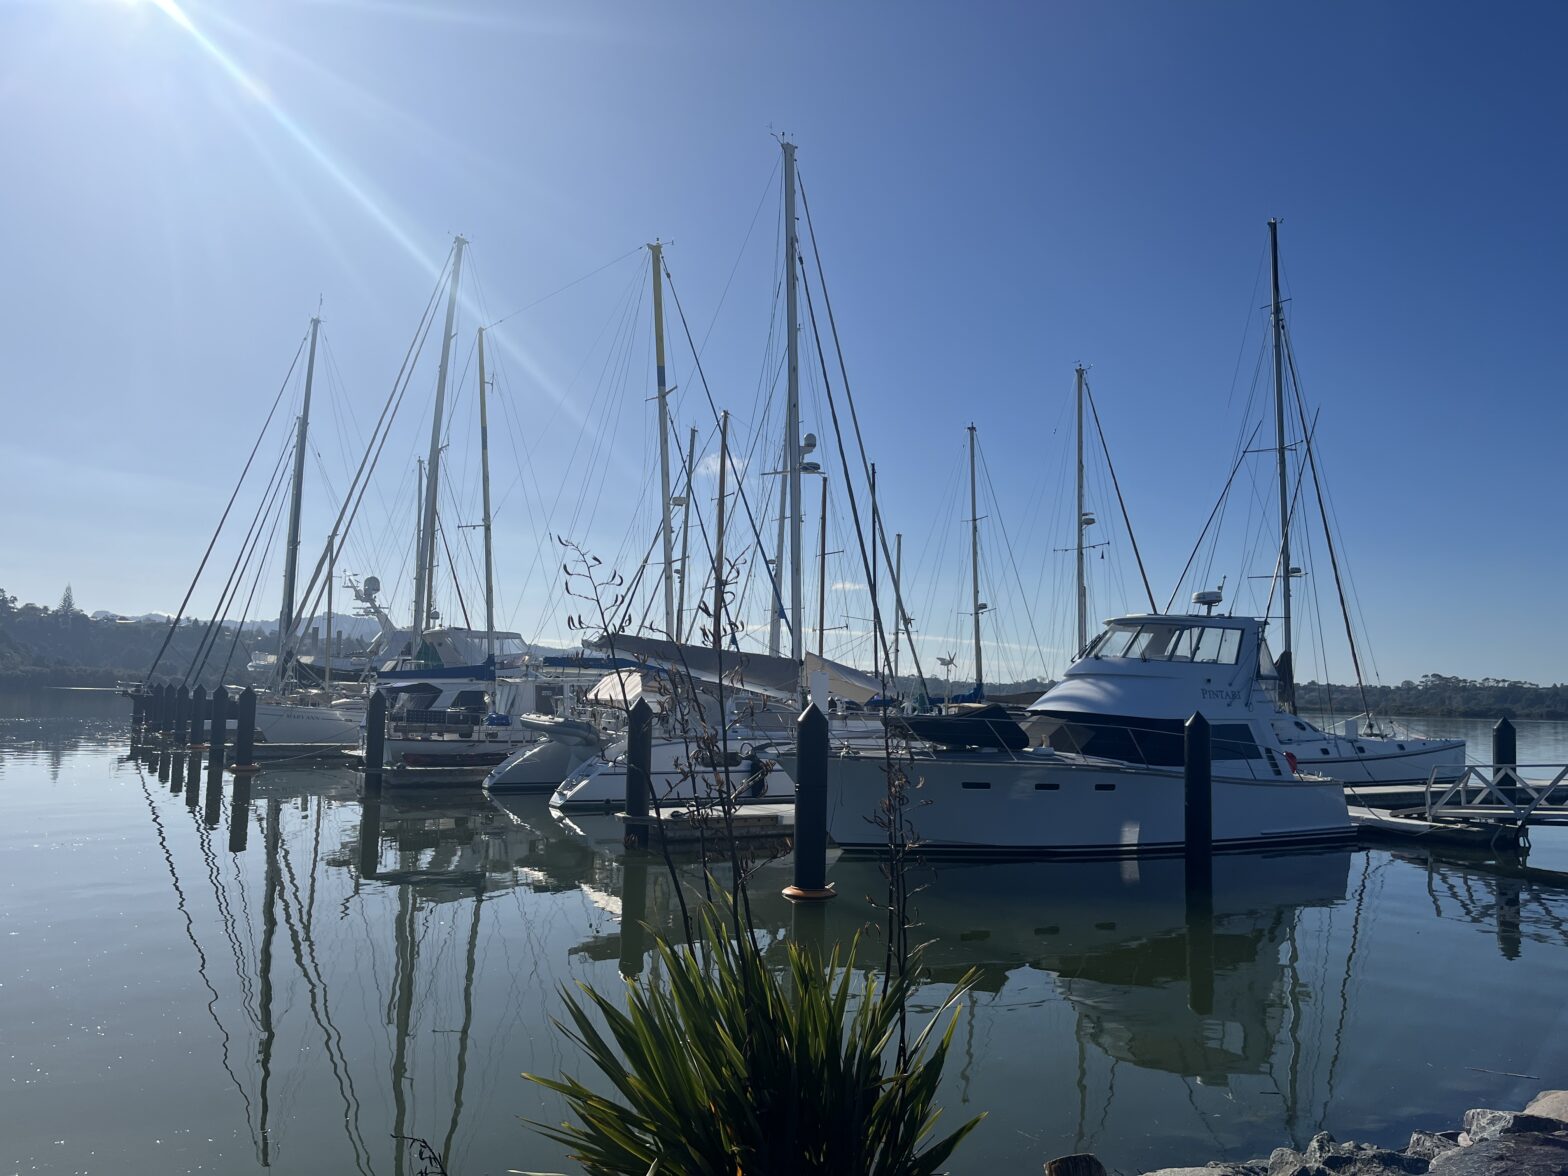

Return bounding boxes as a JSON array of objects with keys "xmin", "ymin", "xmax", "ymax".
[
  {"xmin": 390, "ymin": 883, "xmax": 415, "ymax": 1176},
  {"xmin": 440, "ymin": 884, "xmax": 485, "ymax": 1166},
  {"xmin": 274, "ymin": 799, "xmax": 375, "ymax": 1175},
  {"xmin": 136, "ymin": 766, "xmax": 259, "ymax": 1152},
  {"xmin": 259, "ymin": 797, "xmax": 280, "ymax": 1166}
]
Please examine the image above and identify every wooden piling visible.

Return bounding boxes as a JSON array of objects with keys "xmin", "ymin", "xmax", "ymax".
[
  {"xmin": 784, "ymin": 702, "xmax": 835, "ymax": 902},
  {"xmin": 229, "ymin": 687, "xmax": 259, "ymax": 775},
  {"xmin": 1494, "ymin": 717, "xmax": 1522, "ymax": 804},
  {"xmin": 363, "ymin": 690, "xmax": 385, "ymax": 794},
  {"xmin": 207, "ymin": 686, "xmax": 228, "ymax": 779},
  {"xmin": 130, "ymin": 690, "xmax": 145, "ymax": 742},
  {"xmin": 173, "ymin": 685, "xmax": 190, "ymax": 747},
  {"xmin": 623, "ymin": 698, "xmax": 653, "ymax": 849},
  {"xmin": 189, "ymin": 685, "xmax": 207, "ymax": 750},
  {"xmin": 157, "ymin": 684, "xmax": 175, "ymax": 743},
  {"xmin": 1184, "ymin": 711, "xmax": 1214, "ymax": 1016}
]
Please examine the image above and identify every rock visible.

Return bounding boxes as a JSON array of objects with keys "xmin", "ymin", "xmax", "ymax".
[
  {"xmin": 1525, "ymin": 1090, "xmax": 1568, "ymax": 1122},
  {"xmin": 1461, "ymin": 1109, "xmax": 1568, "ymax": 1143},
  {"xmin": 1262, "ymin": 1132, "xmax": 1429, "ymax": 1176},
  {"xmin": 1044, "ymin": 1154, "xmax": 1108, "ymax": 1176},
  {"xmin": 1428, "ymin": 1131, "xmax": 1568, "ymax": 1174},
  {"xmin": 1142, "ymin": 1166, "xmax": 1264, "ymax": 1176},
  {"xmin": 1405, "ymin": 1132, "xmax": 1461, "ymax": 1162}
]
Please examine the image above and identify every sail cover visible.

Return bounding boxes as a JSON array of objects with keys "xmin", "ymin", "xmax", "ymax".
[{"xmin": 587, "ymin": 635, "xmax": 883, "ymax": 705}]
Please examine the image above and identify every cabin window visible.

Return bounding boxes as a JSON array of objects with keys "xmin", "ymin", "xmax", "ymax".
[
  {"xmin": 1089, "ymin": 622, "xmax": 1241, "ymax": 664},
  {"xmin": 450, "ymin": 690, "xmax": 491, "ymax": 712},
  {"xmin": 961, "ymin": 780, "xmax": 990, "ymax": 790},
  {"xmin": 1212, "ymin": 724, "xmax": 1264, "ymax": 760},
  {"xmin": 1397, "ymin": 743, "xmax": 1406, "ymax": 751},
  {"xmin": 1034, "ymin": 780, "xmax": 1060, "ymax": 791},
  {"xmin": 1094, "ymin": 782, "xmax": 1116, "ymax": 791},
  {"xmin": 1320, "ymin": 748, "xmax": 1330, "ymax": 755}
]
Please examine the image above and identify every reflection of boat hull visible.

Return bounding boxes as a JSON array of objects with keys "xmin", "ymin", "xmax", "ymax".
[{"xmin": 817, "ymin": 752, "xmax": 1351, "ymax": 858}]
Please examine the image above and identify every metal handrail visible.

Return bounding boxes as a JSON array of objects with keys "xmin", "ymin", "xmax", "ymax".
[{"xmin": 1423, "ymin": 763, "xmax": 1568, "ymax": 822}]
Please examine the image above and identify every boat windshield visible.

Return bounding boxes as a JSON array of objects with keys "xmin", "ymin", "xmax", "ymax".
[{"xmin": 1086, "ymin": 621, "xmax": 1242, "ymax": 665}]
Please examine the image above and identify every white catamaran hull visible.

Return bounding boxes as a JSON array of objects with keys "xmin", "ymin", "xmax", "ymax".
[{"xmin": 820, "ymin": 751, "xmax": 1352, "ymax": 858}]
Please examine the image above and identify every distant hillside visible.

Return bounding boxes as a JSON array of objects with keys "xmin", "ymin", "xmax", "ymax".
[
  {"xmin": 1298, "ymin": 676, "xmax": 1567, "ymax": 721},
  {"xmin": 0, "ymin": 587, "xmax": 358, "ymax": 691}
]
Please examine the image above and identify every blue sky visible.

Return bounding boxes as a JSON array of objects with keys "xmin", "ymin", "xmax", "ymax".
[{"xmin": 2, "ymin": 1, "xmax": 1564, "ymax": 686}]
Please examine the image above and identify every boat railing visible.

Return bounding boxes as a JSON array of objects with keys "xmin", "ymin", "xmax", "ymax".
[{"xmin": 1423, "ymin": 763, "xmax": 1568, "ymax": 825}]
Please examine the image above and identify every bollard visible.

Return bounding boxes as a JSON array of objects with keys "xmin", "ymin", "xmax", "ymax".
[
  {"xmin": 363, "ymin": 690, "xmax": 386, "ymax": 794},
  {"xmin": 1184, "ymin": 711, "xmax": 1214, "ymax": 1016},
  {"xmin": 784, "ymin": 703, "xmax": 835, "ymax": 902},
  {"xmin": 189, "ymin": 685, "xmax": 207, "ymax": 750},
  {"xmin": 208, "ymin": 686, "xmax": 228, "ymax": 779},
  {"xmin": 158, "ymin": 684, "xmax": 176, "ymax": 742},
  {"xmin": 171, "ymin": 750, "xmax": 186, "ymax": 793},
  {"xmin": 157, "ymin": 749, "xmax": 172, "ymax": 784},
  {"xmin": 1493, "ymin": 717, "xmax": 1522, "ymax": 805},
  {"xmin": 229, "ymin": 776, "xmax": 252, "ymax": 853},
  {"xmin": 173, "ymin": 685, "xmax": 190, "ymax": 747},
  {"xmin": 623, "ymin": 697, "xmax": 653, "ymax": 849},
  {"xmin": 618, "ymin": 855, "xmax": 650, "ymax": 979},
  {"xmin": 229, "ymin": 687, "xmax": 259, "ymax": 775}
]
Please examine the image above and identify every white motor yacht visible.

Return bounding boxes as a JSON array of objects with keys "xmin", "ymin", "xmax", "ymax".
[{"xmin": 805, "ymin": 607, "xmax": 1356, "ymax": 858}]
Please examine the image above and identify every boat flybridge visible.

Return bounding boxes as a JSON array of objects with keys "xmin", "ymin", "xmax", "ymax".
[{"xmin": 813, "ymin": 602, "xmax": 1356, "ymax": 857}]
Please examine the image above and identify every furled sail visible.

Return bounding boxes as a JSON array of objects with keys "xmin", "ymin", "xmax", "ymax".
[{"xmin": 587, "ymin": 634, "xmax": 882, "ymax": 705}]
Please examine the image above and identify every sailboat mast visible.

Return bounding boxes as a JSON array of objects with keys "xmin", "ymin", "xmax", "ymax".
[
  {"xmin": 648, "ymin": 242, "xmax": 677, "ymax": 638},
  {"xmin": 713, "ymin": 412, "xmax": 730, "ymax": 655},
  {"xmin": 816, "ymin": 476, "xmax": 828, "ymax": 660},
  {"xmin": 412, "ymin": 236, "xmax": 467, "ymax": 645},
  {"xmin": 324, "ymin": 531, "xmax": 335, "ymax": 691},
  {"xmin": 477, "ymin": 324, "xmax": 495, "ymax": 665},
  {"xmin": 1269, "ymin": 218, "xmax": 1295, "ymax": 712},
  {"xmin": 767, "ymin": 452, "xmax": 787, "ymax": 656},
  {"xmin": 678, "ymin": 425, "xmax": 696, "ymax": 642},
  {"xmin": 892, "ymin": 532, "xmax": 903, "ymax": 685},
  {"xmin": 968, "ymin": 423, "xmax": 984, "ymax": 694},
  {"xmin": 1075, "ymin": 364, "xmax": 1087, "ymax": 652},
  {"xmin": 278, "ymin": 315, "xmax": 320, "ymax": 675},
  {"xmin": 783, "ymin": 139, "xmax": 805, "ymax": 703}
]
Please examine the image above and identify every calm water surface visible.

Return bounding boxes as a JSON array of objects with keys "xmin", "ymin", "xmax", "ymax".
[{"xmin": 6, "ymin": 691, "xmax": 1568, "ymax": 1175}]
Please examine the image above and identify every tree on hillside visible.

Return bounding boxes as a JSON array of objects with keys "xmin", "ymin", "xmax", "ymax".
[{"xmin": 58, "ymin": 584, "xmax": 76, "ymax": 617}]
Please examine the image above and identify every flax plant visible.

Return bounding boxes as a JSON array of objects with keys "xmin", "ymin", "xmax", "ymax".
[{"xmin": 524, "ymin": 910, "xmax": 980, "ymax": 1175}]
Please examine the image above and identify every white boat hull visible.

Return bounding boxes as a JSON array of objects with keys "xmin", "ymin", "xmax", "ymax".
[
  {"xmin": 254, "ymin": 701, "xmax": 364, "ymax": 746},
  {"xmin": 819, "ymin": 751, "xmax": 1352, "ymax": 858},
  {"xmin": 551, "ymin": 737, "xmax": 796, "ymax": 810}
]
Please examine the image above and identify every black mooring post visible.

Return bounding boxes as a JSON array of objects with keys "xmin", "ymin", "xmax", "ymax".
[
  {"xmin": 618, "ymin": 854, "xmax": 650, "ymax": 979},
  {"xmin": 130, "ymin": 690, "xmax": 145, "ymax": 744},
  {"xmin": 1184, "ymin": 711, "xmax": 1215, "ymax": 1016},
  {"xmin": 623, "ymin": 697, "xmax": 653, "ymax": 850},
  {"xmin": 158, "ymin": 684, "xmax": 175, "ymax": 742},
  {"xmin": 207, "ymin": 686, "xmax": 228, "ymax": 779},
  {"xmin": 185, "ymin": 755, "xmax": 202, "ymax": 806},
  {"xmin": 157, "ymin": 748, "xmax": 172, "ymax": 784},
  {"xmin": 784, "ymin": 702, "xmax": 835, "ymax": 902},
  {"xmin": 171, "ymin": 750, "xmax": 186, "ymax": 794},
  {"xmin": 230, "ymin": 687, "xmax": 259, "ymax": 775},
  {"xmin": 363, "ymin": 690, "xmax": 385, "ymax": 794},
  {"xmin": 173, "ymin": 685, "xmax": 190, "ymax": 747},
  {"xmin": 189, "ymin": 685, "xmax": 207, "ymax": 749},
  {"xmin": 229, "ymin": 776, "xmax": 252, "ymax": 853},
  {"xmin": 1493, "ymin": 717, "xmax": 1521, "ymax": 805}
]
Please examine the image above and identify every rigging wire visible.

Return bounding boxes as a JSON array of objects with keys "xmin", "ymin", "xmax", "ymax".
[
  {"xmin": 1082, "ymin": 377, "xmax": 1157, "ymax": 612},
  {"xmin": 147, "ymin": 328, "xmax": 308, "ymax": 681}
]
